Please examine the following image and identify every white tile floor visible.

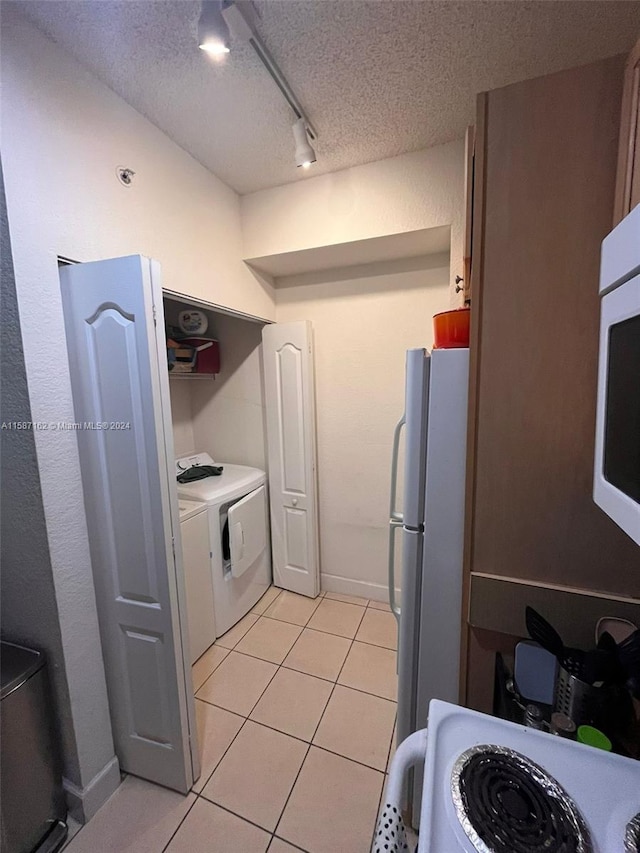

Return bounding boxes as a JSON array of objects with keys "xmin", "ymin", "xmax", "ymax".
[{"xmin": 65, "ymin": 588, "xmax": 398, "ymax": 853}]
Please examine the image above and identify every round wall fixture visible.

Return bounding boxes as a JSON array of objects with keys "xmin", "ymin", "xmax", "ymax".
[{"xmin": 116, "ymin": 166, "xmax": 135, "ymax": 187}]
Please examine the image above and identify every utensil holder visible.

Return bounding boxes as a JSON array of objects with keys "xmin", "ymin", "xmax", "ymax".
[{"xmin": 554, "ymin": 665, "xmax": 611, "ymax": 728}]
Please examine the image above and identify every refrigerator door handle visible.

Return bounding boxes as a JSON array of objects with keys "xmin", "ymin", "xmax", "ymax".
[
  {"xmin": 388, "ymin": 413, "xmax": 406, "ymax": 623},
  {"xmin": 388, "ymin": 517, "xmax": 403, "ymax": 621},
  {"xmin": 389, "ymin": 414, "xmax": 406, "ymax": 523}
]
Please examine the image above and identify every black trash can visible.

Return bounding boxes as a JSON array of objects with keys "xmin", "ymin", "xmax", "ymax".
[{"xmin": 0, "ymin": 642, "xmax": 67, "ymax": 853}]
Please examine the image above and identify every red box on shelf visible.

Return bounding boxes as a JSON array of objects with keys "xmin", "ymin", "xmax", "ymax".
[{"xmin": 179, "ymin": 337, "xmax": 220, "ymax": 374}]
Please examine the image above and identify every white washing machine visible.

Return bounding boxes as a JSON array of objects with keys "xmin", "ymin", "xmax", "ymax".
[
  {"xmin": 178, "ymin": 498, "xmax": 216, "ymax": 664},
  {"xmin": 175, "ymin": 453, "xmax": 271, "ymax": 638}
]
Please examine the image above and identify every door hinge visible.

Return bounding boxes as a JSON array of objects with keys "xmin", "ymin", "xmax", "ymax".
[
  {"xmin": 152, "ymin": 304, "xmax": 157, "ymax": 327},
  {"xmin": 171, "ymin": 535, "xmax": 176, "ymax": 560}
]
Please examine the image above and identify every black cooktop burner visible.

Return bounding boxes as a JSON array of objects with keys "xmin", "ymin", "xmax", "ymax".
[
  {"xmin": 626, "ymin": 814, "xmax": 640, "ymax": 853},
  {"xmin": 451, "ymin": 745, "xmax": 593, "ymax": 853}
]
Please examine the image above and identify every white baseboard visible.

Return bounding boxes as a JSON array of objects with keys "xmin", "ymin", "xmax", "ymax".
[
  {"xmin": 320, "ymin": 572, "xmax": 400, "ymax": 604},
  {"xmin": 64, "ymin": 755, "xmax": 121, "ymax": 823}
]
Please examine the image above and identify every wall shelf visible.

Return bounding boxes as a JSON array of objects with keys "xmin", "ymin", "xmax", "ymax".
[{"xmin": 168, "ymin": 372, "xmax": 216, "ymax": 379}]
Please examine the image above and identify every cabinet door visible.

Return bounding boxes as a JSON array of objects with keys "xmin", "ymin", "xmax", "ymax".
[
  {"xmin": 614, "ymin": 37, "xmax": 640, "ymax": 224},
  {"xmin": 464, "ymin": 55, "xmax": 636, "ymax": 597}
]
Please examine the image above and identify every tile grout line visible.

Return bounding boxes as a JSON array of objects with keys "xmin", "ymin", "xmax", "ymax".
[
  {"xmin": 367, "ymin": 596, "xmax": 399, "ymax": 840},
  {"xmin": 159, "ymin": 789, "xmax": 200, "ymax": 853},
  {"xmin": 262, "ymin": 587, "xmax": 324, "ymax": 626},
  {"xmin": 253, "ymin": 586, "xmax": 284, "ymax": 615},
  {"xmin": 271, "ymin": 602, "xmax": 371, "ymax": 844},
  {"xmin": 326, "ymin": 592, "xmax": 392, "ymax": 613},
  {"xmin": 320, "ymin": 603, "xmax": 388, "ymax": 849},
  {"xmin": 195, "ymin": 695, "xmax": 392, "ymax": 775},
  {"xmin": 195, "ymin": 592, "xmax": 331, "ymax": 848},
  {"xmin": 196, "ymin": 639, "xmax": 396, "ymax": 700},
  {"xmin": 371, "ymin": 707, "xmax": 399, "ymax": 843},
  {"xmin": 196, "ymin": 645, "xmax": 396, "ymax": 716},
  {"xmin": 280, "ymin": 659, "xmax": 397, "ymax": 695},
  {"xmin": 171, "ymin": 648, "xmax": 288, "ymax": 849},
  {"xmin": 187, "ymin": 588, "xmax": 394, "ymax": 850},
  {"xmin": 268, "ymin": 834, "xmax": 309, "ymax": 853},
  {"xmin": 244, "ymin": 591, "xmax": 343, "ymax": 844},
  {"xmin": 196, "ymin": 611, "xmax": 397, "ymax": 733},
  {"xmin": 190, "ymin": 626, "xmax": 288, "ymax": 805},
  {"xmin": 198, "ymin": 664, "xmax": 318, "ymax": 845},
  {"xmin": 209, "ymin": 585, "xmax": 285, "ymax": 652},
  {"xmin": 195, "ymin": 793, "xmax": 281, "ymax": 839},
  {"xmin": 192, "ymin": 648, "xmax": 231, "ymax": 692},
  {"xmin": 218, "ymin": 587, "xmax": 326, "ymax": 665}
]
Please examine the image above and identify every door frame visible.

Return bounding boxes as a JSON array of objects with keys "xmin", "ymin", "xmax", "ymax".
[{"xmin": 152, "ymin": 264, "xmax": 201, "ymax": 784}]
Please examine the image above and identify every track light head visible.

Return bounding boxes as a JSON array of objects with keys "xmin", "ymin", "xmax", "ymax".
[
  {"xmin": 293, "ymin": 118, "xmax": 316, "ymax": 169},
  {"xmin": 198, "ymin": 1, "xmax": 231, "ymax": 57}
]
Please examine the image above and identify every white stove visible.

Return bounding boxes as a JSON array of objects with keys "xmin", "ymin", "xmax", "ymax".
[{"xmin": 415, "ymin": 701, "xmax": 640, "ymax": 853}]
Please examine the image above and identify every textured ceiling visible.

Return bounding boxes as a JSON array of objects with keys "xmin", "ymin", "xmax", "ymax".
[{"xmin": 14, "ymin": 0, "xmax": 640, "ymax": 194}]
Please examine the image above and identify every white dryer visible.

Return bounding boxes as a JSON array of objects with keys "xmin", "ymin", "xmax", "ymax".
[{"xmin": 175, "ymin": 453, "xmax": 271, "ymax": 637}]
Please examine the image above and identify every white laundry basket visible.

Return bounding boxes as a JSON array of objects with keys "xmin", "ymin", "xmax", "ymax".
[{"xmin": 372, "ymin": 729, "xmax": 428, "ymax": 853}]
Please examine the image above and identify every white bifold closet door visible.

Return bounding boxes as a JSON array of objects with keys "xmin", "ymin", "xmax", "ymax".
[
  {"xmin": 60, "ymin": 255, "xmax": 199, "ymax": 794},
  {"xmin": 262, "ymin": 321, "xmax": 320, "ymax": 598}
]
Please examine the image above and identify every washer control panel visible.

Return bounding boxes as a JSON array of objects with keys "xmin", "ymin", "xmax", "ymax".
[{"xmin": 175, "ymin": 452, "xmax": 215, "ymax": 476}]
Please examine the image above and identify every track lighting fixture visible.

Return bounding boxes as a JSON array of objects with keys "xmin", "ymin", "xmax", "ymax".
[
  {"xmin": 197, "ymin": 1, "xmax": 318, "ymax": 169},
  {"xmin": 198, "ymin": 0, "xmax": 231, "ymax": 56},
  {"xmin": 292, "ymin": 118, "xmax": 316, "ymax": 169}
]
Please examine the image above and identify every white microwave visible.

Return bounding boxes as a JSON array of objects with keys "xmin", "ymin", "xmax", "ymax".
[{"xmin": 593, "ymin": 203, "xmax": 640, "ymax": 545}]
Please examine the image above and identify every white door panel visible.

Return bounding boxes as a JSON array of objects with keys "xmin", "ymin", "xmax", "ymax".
[
  {"xmin": 60, "ymin": 255, "xmax": 197, "ymax": 793},
  {"xmin": 229, "ymin": 485, "xmax": 267, "ymax": 579},
  {"xmin": 262, "ymin": 322, "xmax": 319, "ymax": 597}
]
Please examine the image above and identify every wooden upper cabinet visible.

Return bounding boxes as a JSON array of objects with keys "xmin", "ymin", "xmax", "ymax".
[
  {"xmin": 614, "ymin": 37, "xmax": 640, "ymax": 224},
  {"xmin": 465, "ymin": 54, "xmax": 638, "ymax": 599},
  {"xmin": 461, "ymin": 53, "xmax": 638, "ymax": 712}
]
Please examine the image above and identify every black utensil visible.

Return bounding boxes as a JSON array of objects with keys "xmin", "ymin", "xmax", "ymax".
[
  {"xmin": 597, "ymin": 631, "xmax": 618, "ymax": 652},
  {"xmin": 583, "ymin": 647, "xmax": 621, "ymax": 685},
  {"xmin": 586, "ymin": 631, "xmax": 623, "ymax": 684},
  {"xmin": 596, "ymin": 629, "xmax": 640, "ymax": 689},
  {"xmin": 525, "ymin": 606, "xmax": 564, "ymax": 659},
  {"xmin": 618, "ymin": 629, "xmax": 640, "ymax": 666},
  {"xmin": 618, "ymin": 636, "xmax": 640, "ymax": 689},
  {"xmin": 625, "ymin": 675, "xmax": 640, "ymax": 700}
]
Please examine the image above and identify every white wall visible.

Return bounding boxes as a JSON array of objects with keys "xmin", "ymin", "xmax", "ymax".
[
  {"xmin": 0, "ymin": 165, "xmax": 84, "ymax": 791},
  {"xmin": 242, "ymin": 142, "xmax": 465, "ymax": 301},
  {"xmin": 191, "ymin": 314, "xmax": 267, "ymax": 471},
  {"xmin": 0, "ymin": 10, "xmax": 274, "ymax": 819},
  {"xmin": 275, "ymin": 253, "xmax": 451, "ymax": 599},
  {"xmin": 169, "ymin": 378, "xmax": 197, "ymax": 458}
]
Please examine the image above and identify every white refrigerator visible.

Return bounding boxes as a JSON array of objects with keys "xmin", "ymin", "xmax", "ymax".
[{"xmin": 388, "ymin": 347, "xmax": 469, "ymax": 825}]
